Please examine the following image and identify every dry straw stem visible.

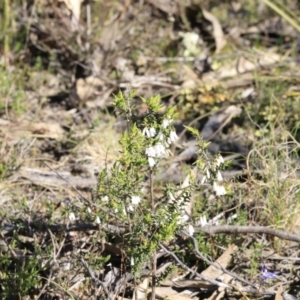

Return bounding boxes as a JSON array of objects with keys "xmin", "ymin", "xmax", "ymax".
[
  {"xmin": 261, "ymin": 0, "xmax": 300, "ymax": 33},
  {"xmin": 246, "ymin": 130, "xmax": 300, "ymax": 233},
  {"xmin": 3, "ymin": 0, "xmax": 10, "ymax": 56}
]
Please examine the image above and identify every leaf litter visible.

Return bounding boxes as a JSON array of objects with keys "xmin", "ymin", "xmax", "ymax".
[{"xmin": 1, "ymin": 0, "xmax": 300, "ymax": 299}]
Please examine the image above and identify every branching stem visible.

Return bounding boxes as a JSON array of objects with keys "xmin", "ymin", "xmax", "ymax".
[{"xmin": 150, "ymin": 169, "xmax": 156, "ymax": 299}]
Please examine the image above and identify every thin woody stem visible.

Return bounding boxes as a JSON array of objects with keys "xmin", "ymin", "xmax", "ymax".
[{"xmin": 150, "ymin": 170, "xmax": 156, "ymax": 300}]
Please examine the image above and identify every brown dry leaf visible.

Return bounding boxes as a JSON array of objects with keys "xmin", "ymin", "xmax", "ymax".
[
  {"xmin": 202, "ymin": 245, "xmax": 239, "ymax": 300},
  {"xmin": 99, "ymin": 20, "xmax": 122, "ymax": 52},
  {"xmin": 202, "ymin": 9, "xmax": 226, "ymax": 54},
  {"xmin": 147, "ymin": 0, "xmax": 178, "ymax": 17},
  {"xmin": 0, "ymin": 121, "xmax": 64, "ymax": 140},
  {"xmin": 166, "ymin": 295, "xmax": 192, "ymax": 300},
  {"xmin": 275, "ymin": 284, "xmax": 284, "ymax": 300},
  {"xmin": 155, "ymin": 287, "xmax": 179, "ymax": 298},
  {"xmin": 172, "ymin": 279, "xmax": 218, "ymax": 289},
  {"xmin": 216, "ymin": 51, "xmax": 281, "ymax": 79},
  {"xmin": 60, "ymin": 0, "xmax": 82, "ymax": 22},
  {"xmin": 27, "ymin": 123, "xmax": 64, "ymax": 139},
  {"xmin": 76, "ymin": 76, "xmax": 104, "ymax": 101},
  {"xmin": 201, "ymin": 244, "xmax": 238, "ymax": 279}
]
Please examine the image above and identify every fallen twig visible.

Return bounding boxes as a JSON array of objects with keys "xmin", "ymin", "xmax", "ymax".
[
  {"xmin": 182, "ymin": 230, "xmax": 257, "ymax": 288},
  {"xmin": 200, "ymin": 225, "xmax": 300, "ymax": 243},
  {"xmin": 159, "ymin": 243, "xmax": 232, "ymax": 289},
  {"xmin": 81, "ymin": 257, "xmax": 114, "ymax": 300}
]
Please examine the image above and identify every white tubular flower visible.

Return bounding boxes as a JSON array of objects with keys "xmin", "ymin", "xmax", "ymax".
[
  {"xmin": 167, "ymin": 130, "xmax": 178, "ymax": 144},
  {"xmin": 131, "ymin": 257, "xmax": 135, "ymax": 266},
  {"xmin": 216, "ymin": 171, "xmax": 223, "ymax": 182},
  {"xmin": 143, "ymin": 127, "xmax": 156, "ymax": 138},
  {"xmin": 200, "ymin": 216, "xmax": 207, "ymax": 227},
  {"xmin": 69, "ymin": 212, "xmax": 76, "ymax": 221},
  {"xmin": 87, "ymin": 207, "xmax": 92, "ymax": 213},
  {"xmin": 142, "ymin": 127, "xmax": 150, "ymax": 137},
  {"xmin": 206, "ymin": 169, "xmax": 211, "ymax": 179},
  {"xmin": 146, "ymin": 143, "xmax": 169, "ymax": 159},
  {"xmin": 148, "ymin": 157, "xmax": 156, "ymax": 168},
  {"xmin": 216, "ymin": 155, "xmax": 224, "ymax": 166},
  {"xmin": 95, "ymin": 216, "xmax": 101, "ymax": 224},
  {"xmin": 188, "ymin": 224, "xmax": 195, "ymax": 236},
  {"xmin": 149, "ymin": 127, "xmax": 156, "ymax": 137},
  {"xmin": 131, "ymin": 195, "xmax": 141, "ymax": 205},
  {"xmin": 201, "ymin": 175, "xmax": 207, "ymax": 184},
  {"xmin": 101, "ymin": 195, "xmax": 109, "ymax": 202},
  {"xmin": 213, "ymin": 182, "xmax": 226, "ymax": 196},
  {"xmin": 128, "ymin": 205, "xmax": 134, "ymax": 211},
  {"xmin": 169, "ymin": 192, "xmax": 175, "ymax": 201},
  {"xmin": 157, "ymin": 131, "xmax": 165, "ymax": 141},
  {"xmin": 145, "ymin": 146, "xmax": 156, "ymax": 157},
  {"xmin": 122, "ymin": 207, "xmax": 127, "ymax": 216},
  {"xmin": 162, "ymin": 118, "xmax": 173, "ymax": 129},
  {"xmin": 154, "ymin": 143, "xmax": 168, "ymax": 158}
]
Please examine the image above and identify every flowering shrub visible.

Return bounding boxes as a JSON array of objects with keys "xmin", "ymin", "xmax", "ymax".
[{"xmin": 69, "ymin": 90, "xmax": 227, "ymax": 286}]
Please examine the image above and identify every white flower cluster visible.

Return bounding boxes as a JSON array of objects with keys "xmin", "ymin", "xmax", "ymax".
[
  {"xmin": 201, "ymin": 155, "xmax": 227, "ymax": 196},
  {"xmin": 123, "ymin": 196, "xmax": 141, "ymax": 215},
  {"xmin": 101, "ymin": 195, "xmax": 109, "ymax": 202},
  {"xmin": 188, "ymin": 224, "xmax": 195, "ymax": 236},
  {"xmin": 142, "ymin": 127, "xmax": 156, "ymax": 138},
  {"xmin": 131, "ymin": 195, "xmax": 141, "ymax": 205},
  {"xmin": 69, "ymin": 212, "xmax": 76, "ymax": 221},
  {"xmin": 143, "ymin": 117, "xmax": 178, "ymax": 168},
  {"xmin": 213, "ymin": 181, "xmax": 226, "ymax": 196}
]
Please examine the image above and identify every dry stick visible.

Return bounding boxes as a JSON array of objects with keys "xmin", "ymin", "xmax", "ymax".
[
  {"xmin": 199, "ymin": 225, "xmax": 300, "ymax": 243},
  {"xmin": 0, "ymin": 231, "xmax": 17, "ymax": 258},
  {"xmin": 178, "ymin": 110, "xmax": 217, "ymax": 142},
  {"xmin": 159, "ymin": 243, "xmax": 231, "ymax": 289},
  {"xmin": 6, "ymin": 223, "xmax": 300, "ymax": 245},
  {"xmin": 47, "ymin": 228, "xmax": 67, "ymax": 262},
  {"xmin": 35, "ymin": 270, "xmax": 55, "ymax": 300},
  {"xmin": 35, "ymin": 281, "xmax": 49, "ymax": 300},
  {"xmin": 1, "ymin": 222, "xmax": 126, "ymax": 236},
  {"xmin": 81, "ymin": 257, "xmax": 114, "ymax": 300},
  {"xmin": 183, "ymin": 231, "xmax": 257, "ymax": 289}
]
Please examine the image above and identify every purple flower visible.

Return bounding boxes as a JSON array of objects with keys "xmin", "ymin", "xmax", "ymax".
[{"xmin": 261, "ymin": 262, "xmax": 276, "ymax": 281}]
